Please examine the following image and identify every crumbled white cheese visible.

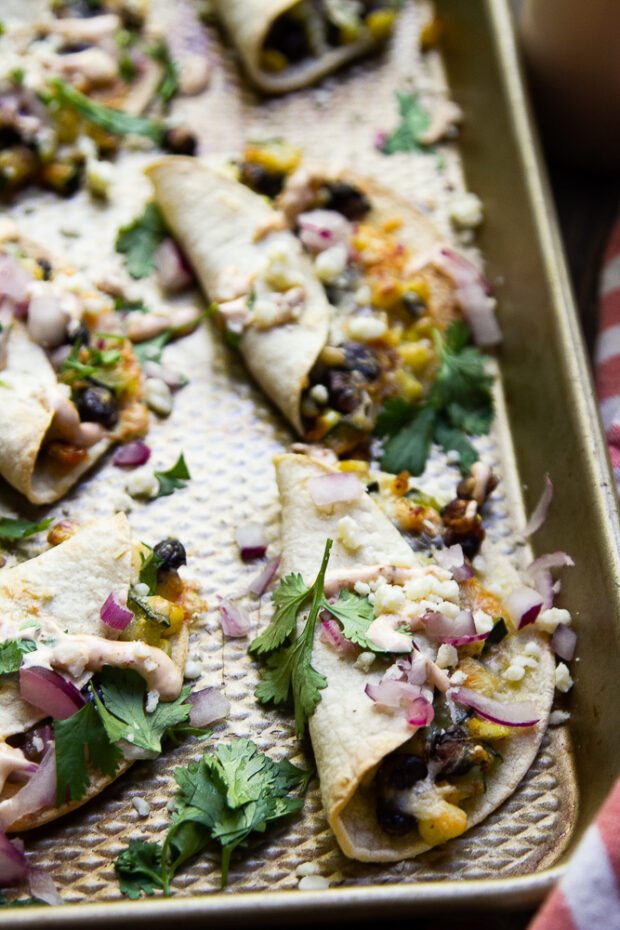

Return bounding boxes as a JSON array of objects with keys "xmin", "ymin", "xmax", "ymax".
[
  {"xmin": 504, "ymin": 664, "xmax": 525, "ymax": 682},
  {"xmin": 309, "ymin": 383, "xmax": 328, "ymax": 404},
  {"xmin": 32, "ymin": 735, "xmax": 44, "ymax": 753},
  {"xmin": 184, "ymin": 657, "xmax": 202, "ymax": 679},
  {"xmin": 449, "ymin": 192, "xmax": 484, "ymax": 229},
  {"xmin": 549, "ymin": 709, "xmax": 571, "ymax": 726},
  {"xmin": 536, "ymin": 607, "xmax": 572, "ymax": 634},
  {"xmin": 126, "ymin": 467, "xmax": 158, "ymax": 499},
  {"xmin": 473, "ymin": 610, "xmax": 494, "ymax": 635},
  {"xmin": 355, "ymin": 283, "xmax": 372, "ymax": 306},
  {"xmin": 373, "ymin": 583, "xmax": 406, "ymax": 615},
  {"xmin": 353, "ymin": 580, "xmax": 371, "ymax": 597},
  {"xmin": 113, "ymin": 492, "xmax": 134, "ymax": 514},
  {"xmin": 404, "ymin": 574, "xmax": 459, "ymax": 602},
  {"xmin": 145, "ymin": 689, "xmax": 160, "ymax": 714},
  {"xmin": 144, "ymin": 378, "xmax": 173, "ymax": 417},
  {"xmin": 524, "ymin": 641, "xmax": 541, "ymax": 657},
  {"xmin": 449, "ymin": 670, "xmax": 467, "ymax": 686},
  {"xmin": 86, "ymin": 158, "xmax": 114, "ymax": 199},
  {"xmin": 298, "ymin": 875, "xmax": 330, "ymax": 891},
  {"xmin": 555, "ymin": 663, "xmax": 573, "ymax": 693},
  {"xmin": 132, "ymin": 797, "xmax": 151, "ymax": 817},
  {"xmin": 436, "ymin": 600, "xmax": 460, "ymax": 620},
  {"xmin": 295, "ymin": 862, "xmax": 320, "ymax": 877},
  {"xmin": 472, "ymin": 555, "xmax": 486, "ymax": 573},
  {"xmin": 337, "ymin": 515, "xmax": 361, "ymax": 551},
  {"xmin": 314, "ymin": 244, "xmax": 348, "ymax": 282},
  {"xmin": 251, "ymin": 297, "xmax": 280, "ymax": 328},
  {"xmin": 353, "ymin": 651, "xmax": 376, "ymax": 673},
  {"xmin": 436, "ymin": 643, "xmax": 458, "ymax": 669},
  {"xmin": 347, "ymin": 315, "xmax": 387, "ymax": 342},
  {"xmin": 83, "ymin": 292, "xmax": 114, "ymax": 315},
  {"xmin": 263, "ymin": 241, "xmax": 303, "ymax": 290},
  {"xmin": 133, "ymin": 583, "xmax": 150, "ymax": 597}
]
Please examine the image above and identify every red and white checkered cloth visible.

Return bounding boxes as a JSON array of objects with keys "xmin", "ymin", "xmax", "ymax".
[
  {"xmin": 596, "ymin": 213, "xmax": 620, "ymax": 489},
  {"xmin": 528, "ymin": 778, "xmax": 620, "ymax": 930}
]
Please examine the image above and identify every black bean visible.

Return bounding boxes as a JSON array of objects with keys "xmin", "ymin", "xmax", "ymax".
[
  {"xmin": 377, "ymin": 754, "xmax": 428, "ymax": 792},
  {"xmin": 66, "ymin": 320, "xmax": 90, "ymax": 347},
  {"xmin": 154, "ymin": 538, "xmax": 187, "ymax": 572},
  {"xmin": 239, "ymin": 161, "xmax": 284, "ymax": 199},
  {"xmin": 327, "ymin": 370, "xmax": 362, "ymax": 414},
  {"xmin": 342, "ymin": 342, "xmax": 381, "ymax": 381},
  {"xmin": 162, "ymin": 126, "xmax": 197, "ymax": 157},
  {"xmin": 76, "ymin": 385, "xmax": 118, "ymax": 429},
  {"xmin": 321, "ymin": 182, "xmax": 370, "ymax": 221},
  {"xmin": 376, "ymin": 798, "xmax": 416, "ymax": 836},
  {"xmin": 402, "ymin": 290, "xmax": 427, "ymax": 317},
  {"xmin": 37, "ymin": 257, "xmax": 52, "ymax": 281}
]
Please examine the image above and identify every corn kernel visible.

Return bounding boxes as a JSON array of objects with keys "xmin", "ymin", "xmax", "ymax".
[
  {"xmin": 420, "ymin": 13, "xmax": 442, "ymax": 51},
  {"xmin": 393, "ymin": 368, "xmax": 423, "ymax": 403},
  {"xmin": 417, "ymin": 802, "xmax": 468, "ymax": 847},
  {"xmin": 391, "ymin": 471, "xmax": 410, "ymax": 497},
  {"xmin": 260, "ymin": 49, "xmax": 288, "ymax": 72},
  {"xmin": 367, "ymin": 9, "xmax": 396, "ymax": 40},
  {"xmin": 338, "ymin": 460, "xmax": 369, "ymax": 474},
  {"xmin": 467, "ymin": 717, "xmax": 511, "ymax": 740},
  {"xmin": 398, "ymin": 340, "xmax": 434, "ymax": 373},
  {"xmin": 381, "ymin": 215, "xmax": 403, "ymax": 233}
]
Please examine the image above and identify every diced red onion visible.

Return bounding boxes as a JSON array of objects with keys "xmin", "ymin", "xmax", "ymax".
[
  {"xmin": 422, "ymin": 608, "xmax": 478, "ymax": 642},
  {"xmin": 186, "ymin": 687, "xmax": 230, "ymax": 727},
  {"xmin": 438, "ymin": 248, "xmax": 502, "ymax": 346},
  {"xmin": 319, "ymin": 618, "xmax": 357, "ymax": 654},
  {"xmin": 374, "ymin": 131, "xmax": 388, "ymax": 150},
  {"xmin": 551, "ymin": 624, "xmax": 577, "ymax": 662},
  {"xmin": 407, "ymin": 695, "xmax": 435, "ymax": 727},
  {"xmin": 155, "ymin": 238, "xmax": 193, "ymax": 292},
  {"xmin": 449, "ymin": 686, "xmax": 539, "ymax": 727},
  {"xmin": 525, "ymin": 551, "xmax": 574, "ymax": 608},
  {"xmin": 19, "ymin": 667, "xmax": 86, "ymax": 720},
  {"xmin": 100, "ymin": 592, "xmax": 133, "ymax": 631},
  {"xmin": 446, "ymin": 631, "xmax": 489, "ymax": 646},
  {"xmin": 365, "ymin": 678, "xmax": 423, "ymax": 708},
  {"xmin": 434, "ymin": 544, "xmax": 474, "ymax": 581},
  {"xmin": 248, "ymin": 555, "xmax": 281, "ymax": 597},
  {"xmin": 308, "ymin": 472, "xmax": 363, "ymax": 509},
  {"xmin": 0, "ymin": 253, "xmax": 32, "ymax": 304},
  {"xmin": 217, "ymin": 597, "xmax": 251, "ymax": 638},
  {"xmin": 505, "ymin": 585, "xmax": 543, "ymax": 629},
  {"xmin": 28, "ymin": 867, "xmax": 63, "ymax": 906},
  {"xmin": 0, "ymin": 831, "xmax": 30, "ymax": 886},
  {"xmin": 298, "ymin": 210, "xmax": 351, "ymax": 253},
  {"xmin": 0, "ymin": 745, "xmax": 57, "ymax": 832},
  {"xmin": 396, "ymin": 652, "xmax": 430, "ymax": 686},
  {"xmin": 235, "ymin": 522, "xmax": 268, "ymax": 561},
  {"xmin": 113, "ymin": 440, "xmax": 151, "ymax": 467},
  {"xmin": 521, "ymin": 474, "xmax": 553, "ymax": 538}
]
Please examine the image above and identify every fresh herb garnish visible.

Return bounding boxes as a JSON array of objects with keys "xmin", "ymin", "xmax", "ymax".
[
  {"xmin": 54, "ymin": 702, "xmax": 122, "ymax": 803},
  {"xmin": 0, "ymin": 517, "xmax": 53, "ymax": 541},
  {"xmin": 116, "ymin": 203, "xmax": 168, "ymax": 279},
  {"xmin": 375, "ymin": 321, "xmax": 494, "ymax": 476},
  {"xmin": 149, "ymin": 39, "xmax": 178, "ymax": 106},
  {"xmin": 114, "ymin": 296, "xmax": 150, "ymax": 314},
  {"xmin": 60, "ymin": 340, "xmax": 123, "ymax": 385},
  {"xmin": 381, "ymin": 91, "xmax": 432, "ymax": 155},
  {"xmin": 483, "ymin": 617, "xmax": 508, "ymax": 651},
  {"xmin": 127, "ymin": 591, "xmax": 170, "ymax": 625},
  {"xmin": 138, "ymin": 547, "xmax": 164, "ymax": 594},
  {"xmin": 115, "ymin": 739, "xmax": 311, "ymax": 893},
  {"xmin": 250, "ymin": 539, "xmax": 379, "ymax": 735},
  {"xmin": 405, "ymin": 487, "xmax": 442, "ymax": 510},
  {"xmin": 0, "ymin": 639, "xmax": 36, "ymax": 675},
  {"xmin": 0, "ymin": 894, "xmax": 50, "ymax": 908},
  {"xmin": 47, "ymin": 79, "xmax": 164, "ymax": 145},
  {"xmin": 153, "ymin": 453, "xmax": 191, "ymax": 498}
]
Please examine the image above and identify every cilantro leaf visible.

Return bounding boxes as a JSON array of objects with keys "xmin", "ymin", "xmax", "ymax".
[
  {"xmin": 116, "ymin": 204, "xmax": 168, "ymax": 279},
  {"xmin": 0, "ymin": 639, "xmax": 36, "ymax": 675},
  {"xmin": 320, "ymin": 590, "xmax": 378, "ymax": 651},
  {"xmin": 60, "ymin": 340, "xmax": 123, "ymax": 387},
  {"xmin": 54, "ymin": 702, "xmax": 122, "ymax": 803},
  {"xmin": 381, "ymin": 92, "xmax": 432, "ymax": 155},
  {"xmin": 434, "ymin": 416, "xmax": 479, "ymax": 474},
  {"xmin": 153, "ymin": 453, "xmax": 191, "ymax": 498},
  {"xmin": 380, "ymin": 404, "xmax": 436, "ymax": 475},
  {"xmin": 374, "ymin": 396, "xmax": 418, "ymax": 436},
  {"xmin": 115, "ymin": 840, "xmax": 165, "ymax": 899},
  {"xmin": 149, "ymin": 39, "xmax": 178, "ymax": 106},
  {"xmin": 48, "ymin": 79, "xmax": 164, "ymax": 144},
  {"xmin": 138, "ymin": 547, "xmax": 164, "ymax": 595},
  {"xmin": 249, "ymin": 572, "xmax": 310, "ymax": 656},
  {"xmin": 114, "ymin": 296, "xmax": 150, "ymax": 314},
  {"xmin": 0, "ymin": 517, "xmax": 53, "ymax": 541},
  {"xmin": 94, "ymin": 667, "xmax": 193, "ymax": 754}
]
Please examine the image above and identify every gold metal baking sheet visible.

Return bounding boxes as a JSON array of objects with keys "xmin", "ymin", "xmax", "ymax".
[{"xmin": 2, "ymin": 0, "xmax": 618, "ymax": 921}]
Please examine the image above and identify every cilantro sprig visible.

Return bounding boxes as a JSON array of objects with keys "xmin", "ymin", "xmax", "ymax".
[
  {"xmin": 154, "ymin": 453, "xmax": 191, "ymax": 498},
  {"xmin": 149, "ymin": 39, "xmax": 178, "ymax": 106},
  {"xmin": 60, "ymin": 340, "xmax": 123, "ymax": 384},
  {"xmin": 137, "ymin": 546, "xmax": 164, "ymax": 594},
  {"xmin": 47, "ymin": 79, "xmax": 164, "ymax": 145},
  {"xmin": 116, "ymin": 203, "xmax": 169, "ymax": 279},
  {"xmin": 250, "ymin": 539, "xmax": 379, "ymax": 735},
  {"xmin": 114, "ymin": 739, "xmax": 311, "ymax": 893},
  {"xmin": 0, "ymin": 639, "xmax": 36, "ymax": 675},
  {"xmin": 380, "ymin": 91, "xmax": 432, "ymax": 155},
  {"xmin": 375, "ymin": 321, "xmax": 494, "ymax": 476},
  {"xmin": 0, "ymin": 517, "xmax": 53, "ymax": 541}
]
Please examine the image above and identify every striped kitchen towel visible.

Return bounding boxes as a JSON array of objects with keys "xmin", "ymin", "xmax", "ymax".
[
  {"xmin": 596, "ymin": 213, "xmax": 620, "ymax": 490},
  {"xmin": 528, "ymin": 778, "xmax": 620, "ymax": 930}
]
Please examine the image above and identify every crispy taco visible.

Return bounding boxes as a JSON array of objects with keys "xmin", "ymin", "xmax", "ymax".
[
  {"xmin": 0, "ymin": 514, "xmax": 203, "ymax": 832},
  {"xmin": 263, "ymin": 453, "xmax": 558, "ymax": 861},
  {"xmin": 212, "ymin": 0, "xmax": 399, "ymax": 94},
  {"xmin": 147, "ymin": 148, "xmax": 496, "ymax": 451},
  {"xmin": 0, "ymin": 222, "xmax": 148, "ymax": 504}
]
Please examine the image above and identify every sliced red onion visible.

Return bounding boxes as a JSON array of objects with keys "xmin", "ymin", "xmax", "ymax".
[
  {"xmin": 449, "ymin": 686, "xmax": 539, "ymax": 727},
  {"xmin": 365, "ymin": 678, "xmax": 423, "ymax": 708},
  {"xmin": 407, "ymin": 695, "xmax": 435, "ymax": 727},
  {"xmin": 525, "ymin": 551, "xmax": 574, "ymax": 608},
  {"xmin": 217, "ymin": 597, "xmax": 251, "ymax": 638},
  {"xmin": 319, "ymin": 618, "xmax": 357, "ymax": 654},
  {"xmin": 298, "ymin": 210, "xmax": 351, "ymax": 253},
  {"xmin": 19, "ymin": 667, "xmax": 86, "ymax": 720},
  {"xmin": 186, "ymin": 687, "xmax": 230, "ymax": 727},
  {"xmin": 155, "ymin": 238, "xmax": 193, "ymax": 292},
  {"xmin": 28, "ymin": 867, "xmax": 63, "ymax": 906},
  {"xmin": 505, "ymin": 585, "xmax": 544, "ymax": 629},
  {"xmin": 0, "ymin": 831, "xmax": 30, "ymax": 886},
  {"xmin": 551, "ymin": 624, "xmax": 577, "ymax": 662},
  {"xmin": 526, "ymin": 551, "xmax": 574, "ymax": 575},
  {"xmin": 0, "ymin": 253, "xmax": 32, "ymax": 303},
  {"xmin": 308, "ymin": 472, "xmax": 363, "ymax": 509},
  {"xmin": 434, "ymin": 544, "xmax": 473, "ymax": 581},
  {"xmin": 0, "ymin": 745, "xmax": 57, "ymax": 832},
  {"xmin": 422, "ymin": 608, "xmax": 477, "ymax": 642},
  {"xmin": 438, "ymin": 248, "xmax": 502, "ymax": 346},
  {"xmin": 521, "ymin": 474, "xmax": 553, "ymax": 538},
  {"xmin": 113, "ymin": 440, "xmax": 151, "ymax": 467},
  {"xmin": 235, "ymin": 522, "xmax": 268, "ymax": 561},
  {"xmin": 100, "ymin": 592, "xmax": 133, "ymax": 631},
  {"xmin": 248, "ymin": 555, "xmax": 281, "ymax": 597}
]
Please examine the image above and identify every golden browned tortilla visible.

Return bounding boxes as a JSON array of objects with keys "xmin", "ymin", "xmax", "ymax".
[{"xmin": 274, "ymin": 453, "xmax": 555, "ymax": 861}]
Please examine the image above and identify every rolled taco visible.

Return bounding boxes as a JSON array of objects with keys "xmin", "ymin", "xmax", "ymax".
[
  {"xmin": 0, "ymin": 223, "xmax": 148, "ymax": 504},
  {"xmin": 148, "ymin": 150, "xmax": 491, "ymax": 451},
  {"xmin": 0, "ymin": 514, "xmax": 203, "ymax": 832},
  {"xmin": 267, "ymin": 453, "xmax": 556, "ymax": 861},
  {"xmin": 212, "ymin": 0, "xmax": 399, "ymax": 94}
]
